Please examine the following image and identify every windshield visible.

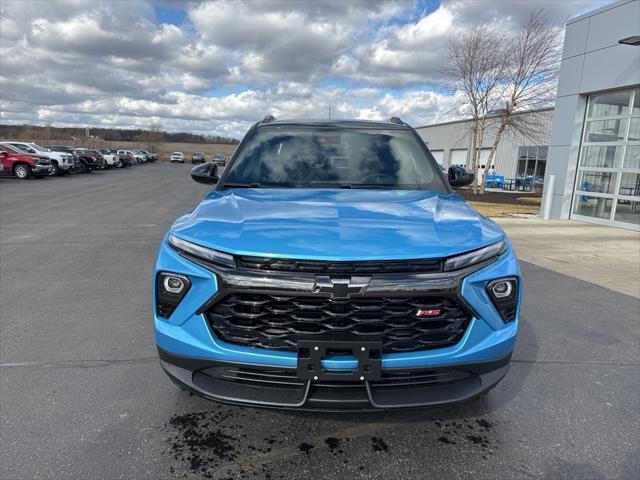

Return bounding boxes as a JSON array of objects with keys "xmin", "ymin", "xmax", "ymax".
[
  {"xmin": 1, "ymin": 144, "xmax": 23, "ymax": 153},
  {"xmin": 221, "ymin": 127, "xmax": 446, "ymax": 191},
  {"xmin": 29, "ymin": 143, "xmax": 48, "ymax": 152}
]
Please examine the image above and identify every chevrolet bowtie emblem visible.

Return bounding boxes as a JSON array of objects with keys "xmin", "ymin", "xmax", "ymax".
[{"xmin": 314, "ymin": 276, "xmax": 371, "ymax": 299}]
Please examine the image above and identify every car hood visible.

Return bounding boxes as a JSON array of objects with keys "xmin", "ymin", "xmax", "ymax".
[{"xmin": 170, "ymin": 189, "xmax": 505, "ymax": 260}]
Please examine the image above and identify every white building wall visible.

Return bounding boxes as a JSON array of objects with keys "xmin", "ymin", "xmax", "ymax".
[{"xmin": 415, "ymin": 109, "xmax": 553, "ymax": 179}]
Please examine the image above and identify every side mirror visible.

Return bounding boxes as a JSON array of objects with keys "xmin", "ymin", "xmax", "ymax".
[
  {"xmin": 447, "ymin": 165, "xmax": 475, "ymax": 188},
  {"xmin": 0, "ymin": 151, "xmax": 7, "ymax": 157},
  {"xmin": 191, "ymin": 162, "xmax": 219, "ymax": 185}
]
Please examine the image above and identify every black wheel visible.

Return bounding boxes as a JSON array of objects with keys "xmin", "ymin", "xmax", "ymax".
[
  {"xmin": 13, "ymin": 163, "xmax": 31, "ymax": 179},
  {"xmin": 50, "ymin": 162, "xmax": 60, "ymax": 176},
  {"xmin": 77, "ymin": 161, "xmax": 87, "ymax": 174}
]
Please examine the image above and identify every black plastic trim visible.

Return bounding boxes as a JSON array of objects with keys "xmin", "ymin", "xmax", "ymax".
[{"xmin": 157, "ymin": 347, "xmax": 511, "ymax": 411}]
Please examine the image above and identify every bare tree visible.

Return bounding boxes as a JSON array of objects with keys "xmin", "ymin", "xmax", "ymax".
[
  {"xmin": 135, "ymin": 121, "xmax": 164, "ymax": 152},
  {"xmin": 444, "ymin": 26, "xmax": 508, "ymax": 193},
  {"xmin": 480, "ymin": 10, "xmax": 561, "ymax": 192}
]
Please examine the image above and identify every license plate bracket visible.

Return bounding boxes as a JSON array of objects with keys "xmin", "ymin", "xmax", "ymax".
[{"xmin": 296, "ymin": 338, "xmax": 382, "ymax": 382}]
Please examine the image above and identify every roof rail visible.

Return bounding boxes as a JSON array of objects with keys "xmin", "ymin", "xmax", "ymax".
[
  {"xmin": 388, "ymin": 116, "xmax": 404, "ymax": 125},
  {"xmin": 261, "ymin": 114, "xmax": 276, "ymax": 123}
]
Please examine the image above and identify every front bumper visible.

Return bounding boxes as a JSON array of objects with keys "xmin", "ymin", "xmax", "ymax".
[
  {"xmin": 154, "ymin": 236, "xmax": 521, "ymax": 410},
  {"xmin": 159, "ymin": 347, "xmax": 510, "ymax": 410},
  {"xmin": 33, "ymin": 165, "xmax": 52, "ymax": 175}
]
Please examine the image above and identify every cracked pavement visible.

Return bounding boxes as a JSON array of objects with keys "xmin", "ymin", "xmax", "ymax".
[{"xmin": 1, "ymin": 164, "xmax": 638, "ymax": 479}]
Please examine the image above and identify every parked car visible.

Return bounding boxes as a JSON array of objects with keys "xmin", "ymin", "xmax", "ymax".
[
  {"xmin": 99, "ymin": 149, "xmax": 121, "ymax": 168},
  {"xmin": 72, "ymin": 149, "xmax": 100, "ymax": 173},
  {"xmin": 191, "ymin": 152, "xmax": 205, "ymax": 164},
  {"xmin": 3, "ymin": 141, "xmax": 74, "ymax": 176},
  {"xmin": 153, "ymin": 117, "xmax": 520, "ymax": 410},
  {"xmin": 170, "ymin": 152, "xmax": 184, "ymax": 163},
  {"xmin": 86, "ymin": 149, "xmax": 106, "ymax": 169},
  {"xmin": 44, "ymin": 145, "xmax": 80, "ymax": 171},
  {"xmin": 0, "ymin": 143, "xmax": 52, "ymax": 179},
  {"xmin": 212, "ymin": 154, "xmax": 225, "ymax": 166},
  {"xmin": 138, "ymin": 149, "xmax": 157, "ymax": 162},
  {"xmin": 116, "ymin": 150, "xmax": 137, "ymax": 166},
  {"xmin": 132, "ymin": 150, "xmax": 147, "ymax": 163}
]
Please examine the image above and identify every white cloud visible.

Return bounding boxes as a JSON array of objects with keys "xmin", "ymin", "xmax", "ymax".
[{"xmin": 0, "ymin": 0, "xmax": 615, "ymax": 138}]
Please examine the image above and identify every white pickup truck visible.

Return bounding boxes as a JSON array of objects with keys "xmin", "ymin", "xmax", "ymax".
[
  {"xmin": 3, "ymin": 141, "xmax": 75, "ymax": 176},
  {"xmin": 99, "ymin": 150, "xmax": 122, "ymax": 168}
]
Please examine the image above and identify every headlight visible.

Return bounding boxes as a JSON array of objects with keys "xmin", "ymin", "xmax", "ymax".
[
  {"xmin": 168, "ymin": 234, "xmax": 236, "ymax": 268},
  {"xmin": 443, "ymin": 240, "xmax": 506, "ymax": 271}
]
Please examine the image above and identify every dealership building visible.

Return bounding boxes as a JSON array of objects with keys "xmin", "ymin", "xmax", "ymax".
[
  {"xmin": 417, "ymin": 0, "xmax": 639, "ymax": 230},
  {"xmin": 544, "ymin": 0, "xmax": 639, "ymax": 230},
  {"xmin": 415, "ymin": 108, "xmax": 553, "ymax": 190}
]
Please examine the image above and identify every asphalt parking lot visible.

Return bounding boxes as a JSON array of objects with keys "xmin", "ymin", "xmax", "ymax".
[{"xmin": 1, "ymin": 163, "xmax": 638, "ymax": 480}]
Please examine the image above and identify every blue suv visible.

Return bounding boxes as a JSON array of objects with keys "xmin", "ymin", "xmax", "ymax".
[{"xmin": 154, "ymin": 117, "xmax": 521, "ymax": 410}]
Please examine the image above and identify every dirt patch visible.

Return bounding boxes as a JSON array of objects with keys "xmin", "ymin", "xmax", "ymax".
[{"xmin": 458, "ymin": 189, "xmax": 542, "ymax": 217}]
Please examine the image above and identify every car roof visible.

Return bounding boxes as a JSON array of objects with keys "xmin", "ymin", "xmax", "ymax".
[{"xmin": 256, "ymin": 119, "xmax": 410, "ymax": 130}]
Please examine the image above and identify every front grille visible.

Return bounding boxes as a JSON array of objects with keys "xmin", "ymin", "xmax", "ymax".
[
  {"xmin": 206, "ymin": 293, "xmax": 471, "ymax": 353},
  {"xmin": 236, "ymin": 255, "xmax": 442, "ymax": 274}
]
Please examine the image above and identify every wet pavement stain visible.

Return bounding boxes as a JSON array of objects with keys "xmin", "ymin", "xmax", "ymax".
[
  {"xmin": 298, "ymin": 442, "xmax": 315, "ymax": 454},
  {"xmin": 432, "ymin": 416, "xmax": 498, "ymax": 457},
  {"xmin": 438, "ymin": 436, "xmax": 457, "ymax": 445},
  {"xmin": 371, "ymin": 437, "xmax": 389, "ymax": 452},
  {"xmin": 324, "ymin": 437, "xmax": 344, "ymax": 455},
  {"xmin": 168, "ymin": 411, "xmax": 239, "ymax": 478}
]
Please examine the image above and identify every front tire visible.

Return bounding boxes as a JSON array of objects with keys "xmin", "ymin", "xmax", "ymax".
[
  {"xmin": 13, "ymin": 163, "xmax": 31, "ymax": 179},
  {"xmin": 50, "ymin": 162, "xmax": 60, "ymax": 176}
]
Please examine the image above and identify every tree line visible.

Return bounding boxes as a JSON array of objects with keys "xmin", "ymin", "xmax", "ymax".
[{"xmin": 0, "ymin": 124, "xmax": 240, "ymax": 145}]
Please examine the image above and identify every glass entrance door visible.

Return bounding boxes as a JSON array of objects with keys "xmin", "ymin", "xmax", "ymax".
[{"xmin": 571, "ymin": 88, "xmax": 640, "ymax": 229}]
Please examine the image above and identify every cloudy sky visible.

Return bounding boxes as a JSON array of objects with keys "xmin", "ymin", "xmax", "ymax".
[{"xmin": 0, "ymin": 0, "xmax": 613, "ymax": 138}]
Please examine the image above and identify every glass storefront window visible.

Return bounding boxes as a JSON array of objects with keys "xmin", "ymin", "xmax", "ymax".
[
  {"xmin": 516, "ymin": 146, "xmax": 547, "ymax": 187},
  {"xmin": 633, "ymin": 89, "xmax": 640, "ymax": 115},
  {"xmin": 584, "ymin": 119, "xmax": 628, "ymax": 142},
  {"xmin": 573, "ymin": 196, "xmax": 613, "ymax": 219},
  {"xmin": 535, "ymin": 160, "xmax": 546, "ymax": 185},
  {"xmin": 628, "ymin": 118, "xmax": 640, "ymax": 142},
  {"xmin": 623, "ymin": 145, "xmax": 640, "ymax": 169},
  {"xmin": 587, "ymin": 90, "xmax": 632, "ymax": 118},
  {"xmin": 576, "ymin": 171, "xmax": 618, "ymax": 194},
  {"xmin": 619, "ymin": 172, "xmax": 640, "ymax": 197},
  {"xmin": 614, "ymin": 200, "xmax": 640, "ymax": 225},
  {"xmin": 572, "ymin": 88, "xmax": 640, "ymax": 229},
  {"xmin": 579, "ymin": 145, "xmax": 623, "ymax": 168}
]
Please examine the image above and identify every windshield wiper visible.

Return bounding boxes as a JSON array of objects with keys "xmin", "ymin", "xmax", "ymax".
[
  {"xmin": 220, "ymin": 182, "xmax": 263, "ymax": 189},
  {"xmin": 340, "ymin": 184, "xmax": 400, "ymax": 189}
]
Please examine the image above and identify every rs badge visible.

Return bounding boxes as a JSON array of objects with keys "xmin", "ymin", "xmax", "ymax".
[{"xmin": 416, "ymin": 309, "xmax": 441, "ymax": 317}]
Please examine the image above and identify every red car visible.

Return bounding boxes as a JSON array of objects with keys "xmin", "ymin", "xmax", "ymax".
[{"xmin": 0, "ymin": 144, "xmax": 52, "ymax": 179}]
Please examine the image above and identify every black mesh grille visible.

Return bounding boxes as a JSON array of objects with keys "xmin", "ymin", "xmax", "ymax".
[
  {"xmin": 236, "ymin": 256, "xmax": 442, "ymax": 274},
  {"xmin": 206, "ymin": 293, "xmax": 471, "ymax": 353}
]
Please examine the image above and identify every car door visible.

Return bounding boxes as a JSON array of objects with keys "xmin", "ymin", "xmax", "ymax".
[{"xmin": 0, "ymin": 145, "xmax": 15, "ymax": 173}]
